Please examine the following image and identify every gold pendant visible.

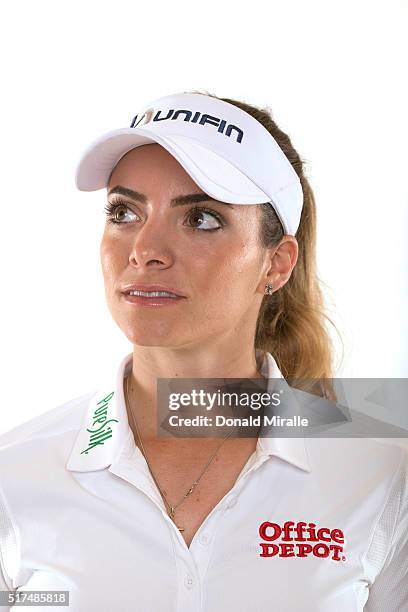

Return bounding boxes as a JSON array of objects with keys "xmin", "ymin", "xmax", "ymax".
[{"xmin": 169, "ymin": 507, "xmax": 184, "ymax": 532}]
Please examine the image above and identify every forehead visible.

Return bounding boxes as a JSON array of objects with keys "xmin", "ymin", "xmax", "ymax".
[
  {"xmin": 108, "ymin": 144, "xmax": 201, "ymax": 192},
  {"xmin": 106, "ymin": 143, "xmax": 263, "ymax": 230}
]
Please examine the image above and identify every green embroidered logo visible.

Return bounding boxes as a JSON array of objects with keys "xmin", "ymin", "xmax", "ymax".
[{"xmin": 80, "ymin": 391, "xmax": 118, "ymax": 454}]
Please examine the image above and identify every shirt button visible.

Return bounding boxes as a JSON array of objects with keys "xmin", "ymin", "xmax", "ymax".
[
  {"xmin": 184, "ymin": 573, "xmax": 194, "ymax": 589},
  {"xmin": 225, "ymin": 495, "xmax": 237, "ymax": 509},
  {"xmin": 199, "ymin": 532, "xmax": 211, "ymax": 546}
]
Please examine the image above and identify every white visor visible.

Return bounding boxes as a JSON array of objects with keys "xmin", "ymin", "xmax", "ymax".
[{"xmin": 75, "ymin": 92, "xmax": 303, "ymax": 235}]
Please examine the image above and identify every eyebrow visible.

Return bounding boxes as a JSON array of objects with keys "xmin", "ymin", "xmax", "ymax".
[{"xmin": 107, "ymin": 185, "xmax": 235, "ymax": 208}]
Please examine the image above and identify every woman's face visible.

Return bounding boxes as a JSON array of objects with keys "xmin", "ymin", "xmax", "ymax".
[{"xmin": 100, "ymin": 144, "xmax": 275, "ymax": 349}]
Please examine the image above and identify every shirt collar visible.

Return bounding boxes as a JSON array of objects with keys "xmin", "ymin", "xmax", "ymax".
[
  {"xmin": 256, "ymin": 350, "xmax": 312, "ymax": 473},
  {"xmin": 65, "ymin": 349, "xmax": 312, "ymax": 473}
]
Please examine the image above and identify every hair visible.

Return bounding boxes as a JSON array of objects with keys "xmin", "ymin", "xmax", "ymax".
[{"xmin": 187, "ymin": 90, "xmax": 343, "ymax": 401}]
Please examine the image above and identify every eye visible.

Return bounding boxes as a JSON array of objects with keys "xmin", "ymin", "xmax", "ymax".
[
  {"xmin": 185, "ymin": 206, "xmax": 224, "ymax": 232},
  {"xmin": 104, "ymin": 199, "xmax": 138, "ymax": 224},
  {"xmin": 104, "ymin": 200, "xmax": 224, "ymax": 231}
]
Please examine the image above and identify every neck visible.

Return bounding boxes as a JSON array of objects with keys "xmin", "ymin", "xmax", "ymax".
[{"xmin": 125, "ymin": 343, "xmax": 265, "ymax": 444}]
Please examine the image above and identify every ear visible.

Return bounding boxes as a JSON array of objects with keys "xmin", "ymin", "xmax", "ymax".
[{"xmin": 258, "ymin": 236, "xmax": 299, "ymax": 294}]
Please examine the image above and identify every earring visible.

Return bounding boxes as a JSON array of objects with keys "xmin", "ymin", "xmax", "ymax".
[{"xmin": 264, "ymin": 283, "xmax": 273, "ymax": 295}]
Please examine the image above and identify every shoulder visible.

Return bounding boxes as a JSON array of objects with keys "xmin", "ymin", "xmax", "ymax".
[
  {"xmin": 305, "ymin": 436, "xmax": 408, "ymax": 519},
  {"xmin": 0, "ymin": 392, "xmax": 96, "ymax": 592},
  {"xmin": 306, "ymin": 436, "xmax": 408, "ymax": 481},
  {"xmin": 0, "ymin": 391, "xmax": 96, "ymax": 471}
]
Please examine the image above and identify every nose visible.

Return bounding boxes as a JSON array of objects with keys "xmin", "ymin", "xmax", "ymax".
[{"xmin": 128, "ymin": 212, "xmax": 173, "ymax": 269}]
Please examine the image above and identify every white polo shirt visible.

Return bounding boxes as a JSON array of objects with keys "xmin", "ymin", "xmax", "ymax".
[{"xmin": 0, "ymin": 350, "xmax": 407, "ymax": 611}]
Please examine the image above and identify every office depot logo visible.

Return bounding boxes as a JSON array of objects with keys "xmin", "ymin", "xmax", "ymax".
[{"xmin": 259, "ymin": 521, "xmax": 346, "ymax": 562}]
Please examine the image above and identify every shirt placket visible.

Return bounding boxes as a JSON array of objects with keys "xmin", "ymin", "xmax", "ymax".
[
  {"xmin": 110, "ymin": 431, "xmax": 272, "ymax": 612},
  {"xmin": 172, "ymin": 448, "xmax": 272, "ymax": 611}
]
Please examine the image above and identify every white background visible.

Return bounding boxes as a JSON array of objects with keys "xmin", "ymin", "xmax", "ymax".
[{"xmin": 0, "ymin": 0, "xmax": 407, "ymax": 433}]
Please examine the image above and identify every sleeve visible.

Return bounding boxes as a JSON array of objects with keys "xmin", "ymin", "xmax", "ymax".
[
  {"xmin": 0, "ymin": 480, "xmax": 19, "ymax": 610},
  {"xmin": 0, "ymin": 566, "xmax": 14, "ymax": 610},
  {"xmin": 364, "ymin": 447, "xmax": 408, "ymax": 611}
]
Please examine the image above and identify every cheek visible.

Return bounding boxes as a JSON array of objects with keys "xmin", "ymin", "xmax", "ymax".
[
  {"xmin": 190, "ymin": 238, "xmax": 262, "ymax": 297},
  {"xmin": 100, "ymin": 234, "xmax": 126, "ymax": 284},
  {"xmin": 217, "ymin": 238, "xmax": 262, "ymax": 278}
]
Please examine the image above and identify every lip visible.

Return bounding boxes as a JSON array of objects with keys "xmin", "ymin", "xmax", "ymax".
[
  {"xmin": 121, "ymin": 284, "xmax": 186, "ymax": 298},
  {"xmin": 122, "ymin": 293, "xmax": 184, "ymax": 308}
]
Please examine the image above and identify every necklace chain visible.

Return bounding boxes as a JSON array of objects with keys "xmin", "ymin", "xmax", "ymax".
[{"xmin": 124, "ymin": 374, "xmax": 232, "ymax": 532}]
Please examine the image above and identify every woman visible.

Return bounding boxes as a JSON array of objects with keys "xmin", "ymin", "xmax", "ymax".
[{"xmin": 0, "ymin": 92, "xmax": 406, "ymax": 611}]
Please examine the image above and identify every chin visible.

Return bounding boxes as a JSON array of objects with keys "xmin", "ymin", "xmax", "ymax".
[{"xmin": 119, "ymin": 322, "xmax": 181, "ymax": 347}]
